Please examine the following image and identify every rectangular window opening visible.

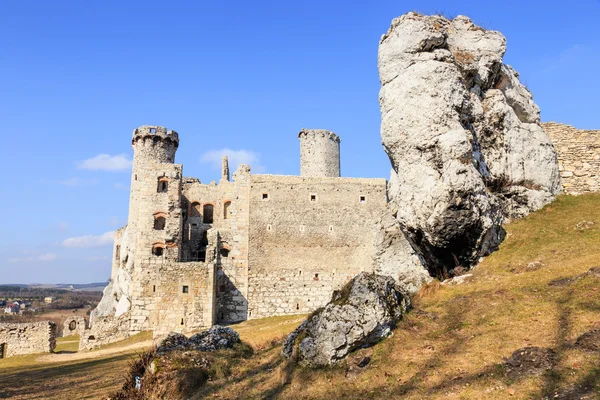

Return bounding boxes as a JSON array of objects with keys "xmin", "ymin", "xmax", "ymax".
[
  {"xmin": 310, "ymin": 194, "xmax": 316, "ymax": 201},
  {"xmin": 262, "ymin": 193, "xmax": 269, "ymax": 200},
  {"xmin": 182, "ymin": 285, "xmax": 189, "ymax": 294},
  {"xmin": 360, "ymin": 196, "xmax": 366, "ymax": 203}
]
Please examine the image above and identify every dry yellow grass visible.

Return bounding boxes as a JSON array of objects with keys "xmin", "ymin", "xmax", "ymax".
[
  {"xmin": 1, "ymin": 194, "xmax": 599, "ymax": 399},
  {"xmin": 193, "ymin": 193, "xmax": 600, "ymax": 399}
]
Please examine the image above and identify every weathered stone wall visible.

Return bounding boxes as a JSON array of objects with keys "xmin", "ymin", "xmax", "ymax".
[
  {"xmin": 299, "ymin": 129, "xmax": 341, "ymax": 177},
  {"xmin": 543, "ymin": 122, "xmax": 600, "ymax": 194},
  {"xmin": 0, "ymin": 321, "xmax": 56, "ymax": 357},
  {"xmin": 80, "ymin": 314, "xmax": 131, "ymax": 351},
  {"xmin": 246, "ymin": 175, "xmax": 388, "ymax": 318},
  {"xmin": 62, "ymin": 316, "xmax": 87, "ymax": 337}
]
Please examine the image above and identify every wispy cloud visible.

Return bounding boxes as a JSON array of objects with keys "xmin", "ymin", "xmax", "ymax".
[
  {"xmin": 8, "ymin": 253, "xmax": 57, "ymax": 263},
  {"xmin": 200, "ymin": 148, "xmax": 265, "ymax": 173},
  {"xmin": 77, "ymin": 154, "xmax": 132, "ymax": 172},
  {"xmin": 87, "ymin": 255, "xmax": 109, "ymax": 262},
  {"xmin": 58, "ymin": 178, "xmax": 97, "ymax": 187},
  {"xmin": 62, "ymin": 231, "xmax": 114, "ymax": 248}
]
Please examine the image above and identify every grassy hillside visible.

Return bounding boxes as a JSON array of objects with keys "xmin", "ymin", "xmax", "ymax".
[
  {"xmin": 193, "ymin": 193, "xmax": 600, "ymax": 399},
  {"xmin": 1, "ymin": 194, "xmax": 598, "ymax": 399}
]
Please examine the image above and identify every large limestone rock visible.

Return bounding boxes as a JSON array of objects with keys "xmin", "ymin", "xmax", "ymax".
[
  {"xmin": 372, "ymin": 207, "xmax": 432, "ymax": 294},
  {"xmin": 377, "ymin": 13, "xmax": 561, "ymax": 276},
  {"xmin": 282, "ymin": 272, "xmax": 411, "ymax": 366}
]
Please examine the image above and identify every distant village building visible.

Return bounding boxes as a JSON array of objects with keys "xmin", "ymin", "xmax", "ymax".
[{"xmin": 43, "ymin": 297, "xmax": 54, "ymax": 304}]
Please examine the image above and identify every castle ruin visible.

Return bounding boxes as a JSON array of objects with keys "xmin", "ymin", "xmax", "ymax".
[{"xmin": 83, "ymin": 126, "xmax": 388, "ymax": 348}]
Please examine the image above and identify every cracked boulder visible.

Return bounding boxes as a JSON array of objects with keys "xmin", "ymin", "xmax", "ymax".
[
  {"xmin": 282, "ymin": 272, "xmax": 411, "ymax": 367},
  {"xmin": 377, "ymin": 13, "xmax": 561, "ymax": 277}
]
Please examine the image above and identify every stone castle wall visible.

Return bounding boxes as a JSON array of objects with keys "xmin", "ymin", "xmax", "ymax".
[
  {"xmin": 543, "ymin": 122, "xmax": 600, "ymax": 194},
  {"xmin": 62, "ymin": 316, "xmax": 87, "ymax": 337},
  {"xmin": 246, "ymin": 175, "xmax": 388, "ymax": 318},
  {"xmin": 0, "ymin": 321, "xmax": 56, "ymax": 357}
]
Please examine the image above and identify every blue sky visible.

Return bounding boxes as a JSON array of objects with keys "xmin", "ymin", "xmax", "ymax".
[{"xmin": 1, "ymin": 0, "xmax": 598, "ymax": 284}]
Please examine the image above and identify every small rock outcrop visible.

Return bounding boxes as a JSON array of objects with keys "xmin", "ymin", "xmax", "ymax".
[
  {"xmin": 157, "ymin": 326, "xmax": 240, "ymax": 354},
  {"xmin": 378, "ymin": 13, "xmax": 561, "ymax": 277},
  {"xmin": 283, "ymin": 272, "xmax": 411, "ymax": 367}
]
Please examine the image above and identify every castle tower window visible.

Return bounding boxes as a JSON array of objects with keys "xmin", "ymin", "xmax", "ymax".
[
  {"xmin": 310, "ymin": 194, "xmax": 317, "ymax": 201},
  {"xmin": 150, "ymin": 128, "xmax": 156, "ymax": 133},
  {"xmin": 180, "ymin": 318, "xmax": 184, "ymax": 325},
  {"xmin": 262, "ymin": 193, "xmax": 269, "ymax": 200},
  {"xmin": 182, "ymin": 286, "xmax": 189, "ymax": 294},
  {"xmin": 360, "ymin": 195, "xmax": 366, "ymax": 203},
  {"xmin": 203, "ymin": 204, "xmax": 214, "ymax": 223},
  {"xmin": 220, "ymin": 248, "xmax": 229, "ymax": 258},
  {"xmin": 68, "ymin": 320, "xmax": 77, "ymax": 331},
  {"xmin": 223, "ymin": 201, "xmax": 231, "ymax": 219},
  {"xmin": 153, "ymin": 285, "xmax": 156, "ymax": 293},
  {"xmin": 154, "ymin": 215, "xmax": 166, "ymax": 230},
  {"xmin": 152, "ymin": 245, "xmax": 164, "ymax": 257},
  {"xmin": 191, "ymin": 202, "xmax": 202, "ymax": 218},
  {"xmin": 157, "ymin": 178, "xmax": 168, "ymax": 193}
]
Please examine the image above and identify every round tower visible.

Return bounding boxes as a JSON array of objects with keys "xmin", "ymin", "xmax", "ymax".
[
  {"xmin": 127, "ymin": 126, "xmax": 181, "ymax": 252},
  {"xmin": 298, "ymin": 128, "xmax": 341, "ymax": 177},
  {"xmin": 131, "ymin": 125, "xmax": 179, "ymax": 166}
]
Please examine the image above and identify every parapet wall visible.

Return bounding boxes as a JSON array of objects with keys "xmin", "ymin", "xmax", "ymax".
[
  {"xmin": 543, "ymin": 122, "xmax": 600, "ymax": 194},
  {"xmin": 0, "ymin": 321, "xmax": 56, "ymax": 357}
]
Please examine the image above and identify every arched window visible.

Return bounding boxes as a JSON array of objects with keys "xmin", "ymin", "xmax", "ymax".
[
  {"xmin": 68, "ymin": 320, "xmax": 77, "ymax": 331},
  {"xmin": 154, "ymin": 214, "xmax": 166, "ymax": 230},
  {"xmin": 203, "ymin": 204, "xmax": 214, "ymax": 223},
  {"xmin": 152, "ymin": 244, "xmax": 165, "ymax": 257},
  {"xmin": 223, "ymin": 201, "xmax": 231, "ymax": 219},
  {"xmin": 190, "ymin": 202, "xmax": 202, "ymax": 218},
  {"xmin": 220, "ymin": 248, "xmax": 230, "ymax": 258},
  {"xmin": 157, "ymin": 177, "xmax": 168, "ymax": 193}
]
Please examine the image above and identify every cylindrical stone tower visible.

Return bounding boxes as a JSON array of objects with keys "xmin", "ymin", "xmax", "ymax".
[
  {"xmin": 127, "ymin": 126, "xmax": 180, "ymax": 256},
  {"xmin": 298, "ymin": 128, "xmax": 341, "ymax": 177}
]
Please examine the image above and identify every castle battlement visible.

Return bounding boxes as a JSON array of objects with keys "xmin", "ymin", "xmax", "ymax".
[
  {"xmin": 132, "ymin": 125, "xmax": 179, "ymax": 147},
  {"xmin": 298, "ymin": 128, "xmax": 341, "ymax": 143}
]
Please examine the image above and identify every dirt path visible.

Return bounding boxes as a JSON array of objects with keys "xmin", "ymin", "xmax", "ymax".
[{"xmin": 37, "ymin": 340, "xmax": 154, "ymax": 363}]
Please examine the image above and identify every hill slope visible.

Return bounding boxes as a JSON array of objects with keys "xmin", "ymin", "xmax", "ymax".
[{"xmin": 194, "ymin": 193, "xmax": 600, "ymax": 399}]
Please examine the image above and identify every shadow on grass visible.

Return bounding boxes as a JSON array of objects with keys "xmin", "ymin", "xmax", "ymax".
[{"xmin": 0, "ymin": 353, "xmax": 135, "ymax": 399}]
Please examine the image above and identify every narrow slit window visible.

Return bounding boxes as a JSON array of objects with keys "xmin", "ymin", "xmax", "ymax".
[
  {"xmin": 223, "ymin": 201, "xmax": 231, "ymax": 219},
  {"xmin": 157, "ymin": 178, "xmax": 168, "ymax": 193},
  {"xmin": 182, "ymin": 285, "xmax": 189, "ymax": 294}
]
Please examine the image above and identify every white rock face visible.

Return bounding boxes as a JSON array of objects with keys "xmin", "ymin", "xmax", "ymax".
[
  {"xmin": 90, "ymin": 226, "xmax": 134, "ymax": 323},
  {"xmin": 377, "ymin": 13, "xmax": 561, "ymax": 277},
  {"xmin": 372, "ymin": 208, "xmax": 431, "ymax": 294}
]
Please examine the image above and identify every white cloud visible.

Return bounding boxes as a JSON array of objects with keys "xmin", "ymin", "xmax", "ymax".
[
  {"xmin": 58, "ymin": 178, "xmax": 97, "ymax": 187},
  {"xmin": 87, "ymin": 255, "xmax": 109, "ymax": 262},
  {"xmin": 9, "ymin": 253, "xmax": 57, "ymax": 263},
  {"xmin": 200, "ymin": 148, "xmax": 265, "ymax": 173},
  {"xmin": 62, "ymin": 231, "xmax": 115, "ymax": 248},
  {"xmin": 77, "ymin": 154, "xmax": 132, "ymax": 172}
]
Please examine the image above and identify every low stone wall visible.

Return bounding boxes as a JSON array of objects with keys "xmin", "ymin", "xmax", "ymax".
[
  {"xmin": 62, "ymin": 316, "xmax": 88, "ymax": 337},
  {"xmin": 79, "ymin": 314, "xmax": 131, "ymax": 351},
  {"xmin": 543, "ymin": 122, "xmax": 600, "ymax": 194},
  {"xmin": 0, "ymin": 321, "xmax": 56, "ymax": 357}
]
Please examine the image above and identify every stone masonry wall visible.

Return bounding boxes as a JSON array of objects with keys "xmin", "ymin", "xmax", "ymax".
[
  {"xmin": 62, "ymin": 316, "xmax": 87, "ymax": 337},
  {"xmin": 299, "ymin": 129, "xmax": 341, "ymax": 177},
  {"xmin": 0, "ymin": 321, "xmax": 56, "ymax": 357},
  {"xmin": 543, "ymin": 122, "xmax": 600, "ymax": 194},
  {"xmin": 246, "ymin": 175, "xmax": 388, "ymax": 318}
]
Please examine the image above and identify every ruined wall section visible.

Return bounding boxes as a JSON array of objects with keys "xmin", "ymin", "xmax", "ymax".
[
  {"xmin": 246, "ymin": 175, "xmax": 387, "ymax": 318},
  {"xmin": 62, "ymin": 316, "xmax": 88, "ymax": 337},
  {"xmin": 140, "ymin": 260, "xmax": 216, "ymax": 337},
  {"xmin": 0, "ymin": 321, "xmax": 56, "ymax": 357},
  {"xmin": 299, "ymin": 129, "xmax": 341, "ymax": 177},
  {"xmin": 543, "ymin": 122, "xmax": 600, "ymax": 194},
  {"xmin": 181, "ymin": 165, "xmax": 252, "ymax": 323}
]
